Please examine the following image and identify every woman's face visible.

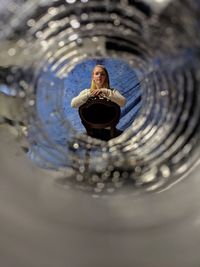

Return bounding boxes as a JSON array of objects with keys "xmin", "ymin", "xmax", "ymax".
[{"xmin": 93, "ymin": 66, "xmax": 107, "ymax": 88}]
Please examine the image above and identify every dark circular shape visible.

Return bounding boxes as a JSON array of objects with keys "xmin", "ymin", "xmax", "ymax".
[{"xmin": 79, "ymin": 97, "xmax": 121, "ymax": 126}]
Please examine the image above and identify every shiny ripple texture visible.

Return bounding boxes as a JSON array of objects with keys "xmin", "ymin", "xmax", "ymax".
[{"xmin": 0, "ymin": 0, "xmax": 200, "ymax": 196}]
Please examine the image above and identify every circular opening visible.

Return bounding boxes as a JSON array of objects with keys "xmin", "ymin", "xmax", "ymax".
[{"xmin": 0, "ymin": 0, "xmax": 199, "ymax": 195}]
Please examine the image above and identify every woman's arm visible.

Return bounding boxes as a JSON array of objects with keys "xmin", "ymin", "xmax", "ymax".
[
  {"xmin": 71, "ymin": 89, "xmax": 90, "ymax": 108},
  {"xmin": 71, "ymin": 88, "xmax": 126, "ymax": 108}
]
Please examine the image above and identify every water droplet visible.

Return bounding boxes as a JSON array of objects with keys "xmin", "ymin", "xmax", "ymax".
[
  {"xmin": 73, "ymin": 143, "xmax": 79, "ymax": 149},
  {"xmin": 27, "ymin": 19, "xmax": 36, "ymax": 27},
  {"xmin": 160, "ymin": 165, "xmax": 170, "ymax": 178},
  {"xmin": 66, "ymin": 0, "xmax": 76, "ymax": 4},
  {"xmin": 8, "ymin": 48, "xmax": 16, "ymax": 56},
  {"xmin": 70, "ymin": 19, "xmax": 80, "ymax": 29}
]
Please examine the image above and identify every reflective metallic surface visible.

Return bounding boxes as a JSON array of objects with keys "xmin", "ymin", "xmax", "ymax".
[{"xmin": 0, "ymin": 0, "xmax": 200, "ymax": 266}]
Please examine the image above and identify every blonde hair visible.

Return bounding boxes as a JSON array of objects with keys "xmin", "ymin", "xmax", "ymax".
[{"xmin": 90, "ymin": 65, "xmax": 110, "ymax": 91}]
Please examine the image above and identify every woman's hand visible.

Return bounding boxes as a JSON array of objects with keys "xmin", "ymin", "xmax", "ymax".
[
  {"xmin": 90, "ymin": 89, "xmax": 102, "ymax": 97},
  {"xmin": 90, "ymin": 89, "xmax": 111, "ymax": 97}
]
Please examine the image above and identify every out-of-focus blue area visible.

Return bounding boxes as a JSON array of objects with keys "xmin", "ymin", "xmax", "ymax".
[{"xmin": 0, "ymin": 84, "xmax": 17, "ymax": 96}]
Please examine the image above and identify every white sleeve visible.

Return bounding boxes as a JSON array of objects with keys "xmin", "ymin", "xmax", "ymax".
[
  {"xmin": 71, "ymin": 89, "xmax": 90, "ymax": 108},
  {"xmin": 109, "ymin": 89, "xmax": 126, "ymax": 107}
]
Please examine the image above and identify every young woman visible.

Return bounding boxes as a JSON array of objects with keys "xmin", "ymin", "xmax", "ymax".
[{"xmin": 71, "ymin": 65, "xmax": 126, "ymax": 108}]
